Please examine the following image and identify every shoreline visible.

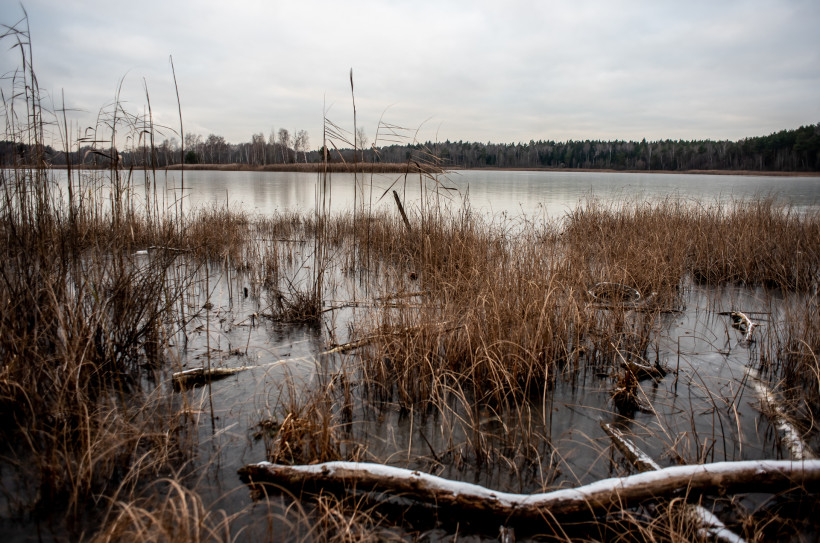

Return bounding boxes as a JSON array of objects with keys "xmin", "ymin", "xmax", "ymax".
[
  {"xmin": 458, "ymin": 167, "xmax": 820, "ymax": 178},
  {"xmin": 34, "ymin": 163, "xmax": 820, "ymax": 177}
]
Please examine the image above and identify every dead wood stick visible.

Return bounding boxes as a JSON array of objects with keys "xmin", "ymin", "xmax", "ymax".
[
  {"xmin": 724, "ymin": 311, "xmax": 759, "ymax": 343},
  {"xmin": 746, "ymin": 368, "xmax": 816, "ymax": 460},
  {"xmin": 393, "ymin": 190, "xmax": 412, "ymax": 232},
  {"xmin": 172, "ymin": 357, "xmax": 313, "ymax": 389},
  {"xmin": 174, "ymin": 322, "xmax": 462, "ymax": 389},
  {"xmin": 239, "ymin": 460, "xmax": 820, "ymax": 522},
  {"xmin": 601, "ymin": 423, "xmax": 746, "ymax": 543},
  {"xmin": 172, "ymin": 366, "xmax": 252, "ymax": 389},
  {"xmin": 601, "ymin": 423, "xmax": 661, "ymax": 472},
  {"xmin": 376, "ymin": 291, "xmax": 429, "ymax": 301},
  {"xmin": 321, "ymin": 335, "xmax": 377, "ymax": 355}
]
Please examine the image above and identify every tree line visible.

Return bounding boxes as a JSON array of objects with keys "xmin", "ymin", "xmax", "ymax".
[
  {"xmin": 369, "ymin": 123, "xmax": 820, "ymax": 172},
  {"xmin": 2, "ymin": 123, "xmax": 818, "ymax": 172}
]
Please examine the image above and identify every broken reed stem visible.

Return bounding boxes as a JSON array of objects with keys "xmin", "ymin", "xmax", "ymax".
[{"xmin": 393, "ymin": 190, "xmax": 412, "ymax": 232}]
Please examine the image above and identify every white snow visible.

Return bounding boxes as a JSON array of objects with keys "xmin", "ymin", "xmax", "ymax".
[
  {"xmin": 250, "ymin": 459, "xmax": 820, "ymax": 509},
  {"xmin": 747, "ymin": 368, "xmax": 816, "ymax": 460},
  {"xmin": 694, "ymin": 505, "xmax": 747, "ymax": 543}
]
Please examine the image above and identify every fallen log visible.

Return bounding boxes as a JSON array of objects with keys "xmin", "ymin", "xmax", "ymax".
[
  {"xmin": 601, "ymin": 422, "xmax": 745, "ymax": 543},
  {"xmin": 601, "ymin": 423, "xmax": 661, "ymax": 472},
  {"xmin": 238, "ymin": 460, "xmax": 820, "ymax": 522},
  {"xmin": 746, "ymin": 368, "xmax": 816, "ymax": 460},
  {"xmin": 172, "ymin": 357, "xmax": 313, "ymax": 390}
]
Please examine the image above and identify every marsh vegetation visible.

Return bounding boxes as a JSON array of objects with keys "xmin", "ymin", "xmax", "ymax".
[{"xmin": 2, "ymin": 16, "xmax": 820, "ymax": 543}]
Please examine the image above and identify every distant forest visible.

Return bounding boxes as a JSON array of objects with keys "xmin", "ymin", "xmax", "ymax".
[{"xmin": 3, "ymin": 123, "xmax": 819, "ymax": 172}]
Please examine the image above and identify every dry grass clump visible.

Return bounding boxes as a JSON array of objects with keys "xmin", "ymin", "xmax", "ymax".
[
  {"xmin": 0, "ymin": 21, "xmax": 207, "ymax": 535},
  {"xmin": 90, "ymin": 479, "xmax": 233, "ymax": 543},
  {"xmin": 184, "ymin": 205, "xmax": 252, "ymax": 263},
  {"xmin": 561, "ymin": 198, "xmax": 692, "ymax": 307},
  {"xmin": 690, "ymin": 199, "xmax": 820, "ymax": 291},
  {"xmin": 257, "ymin": 381, "xmax": 343, "ymax": 466},
  {"xmin": 760, "ymin": 296, "xmax": 820, "ymax": 435},
  {"xmin": 357, "ymin": 202, "xmax": 682, "ymax": 415}
]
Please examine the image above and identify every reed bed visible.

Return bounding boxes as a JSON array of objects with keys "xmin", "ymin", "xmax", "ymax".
[{"xmin": 689, "ymin": 198, "xmax": 820, "ymax": 291}]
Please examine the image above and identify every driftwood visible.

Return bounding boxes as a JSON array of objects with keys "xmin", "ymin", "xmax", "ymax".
[
  {"xmin": 172, "ymin": 358, "xmax": 312, "ymax": 390},
  {"xmin": 746, "ymin": 368, "xmax": 816, "ymax": 460},
  {"xmin": 601, "ymin": 423, "xmax": 661, "ymax": 472},
  {"xmin": 172, "ymin": 366, "xmax": 252, "ymax": 389},
  {"xmin": 238, "ymin": 460, "xmax": 820, "ymax": 522},
  {"xmin": 376, "ymin": 291, "xmax": 429, "ymax": 302},
  {"xmin": 601, "ymin": 422, "xmax": 746, "ymax": 543},
  {"xmin": 719, "ymin": 311, "xmax": 759, "ymax": 343},
  {"xmin": 321, "ymin": 336, "xmax": 378, "ymax": 355}
]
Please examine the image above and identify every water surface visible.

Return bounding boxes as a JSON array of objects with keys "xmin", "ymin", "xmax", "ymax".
[{"xmin": 69, "ymin": 168, "xmax": 820, "ymax": 218}]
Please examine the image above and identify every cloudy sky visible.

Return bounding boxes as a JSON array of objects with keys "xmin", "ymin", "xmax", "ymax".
[{"xmin": 2, "ymin": 0, "xmax": 818, "ymax": 149}]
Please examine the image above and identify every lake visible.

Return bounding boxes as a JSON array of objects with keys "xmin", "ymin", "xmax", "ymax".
[{"xmin": 104, "ymin": 169, "xmax": 820, "ymax": 217}]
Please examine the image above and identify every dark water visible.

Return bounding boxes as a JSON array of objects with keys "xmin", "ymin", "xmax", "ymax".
[{"xmin": 169, "ymin": 269, "xmax": 811, "ymax": 540}]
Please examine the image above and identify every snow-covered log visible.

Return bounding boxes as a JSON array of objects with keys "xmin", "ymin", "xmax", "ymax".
[
  {"xmin": 601, "ymin": 422, "xmax": 661, "ymax": 472},
  {"xmin": 724, "ymin": 311, "xmax": 759, "ymax": 343},
  {"xmin": 746, "ymin": 368, "xmax": 816, "ymax": 460},
  {"xmin": 238, "ymin": 460, "xmax": 820, "ymax": 521}
]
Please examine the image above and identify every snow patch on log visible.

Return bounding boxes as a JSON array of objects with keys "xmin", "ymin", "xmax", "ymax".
[
  {"xmin": 747, "ymin": 368, "xmax": 816, "ymax": 460},
  {"xmin": 692, "ymin": 507, "xmax": 746, "ymax": 543},
  {"xmin": 240, "ymin": 459, "xmax": 820, "ymax": 520}
]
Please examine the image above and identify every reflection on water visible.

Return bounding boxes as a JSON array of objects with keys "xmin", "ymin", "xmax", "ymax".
[{"xmin": 51, "ymin": 168, "xmax": 820, "ymax": 219}]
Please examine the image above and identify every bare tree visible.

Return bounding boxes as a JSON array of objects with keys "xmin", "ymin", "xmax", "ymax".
[
  {"xmin": 251, "ymin": 132, "xmax": 266, "ymax": 165},
  {"xmin": 278, "ymin": 128, "xmax": 291, "ymax": 163},
  {"xmin": 356, "ymin": 127, "xmax": 368, "ymax": 153},
  {"xmin": 294, "ymin": 129, "xmax": 310, "ymax": 163}
]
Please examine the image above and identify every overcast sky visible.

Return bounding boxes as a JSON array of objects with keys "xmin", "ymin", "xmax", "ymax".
[{"xmin": 2, "ymin": 0, "xmax": 819, "ymax": 149}]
